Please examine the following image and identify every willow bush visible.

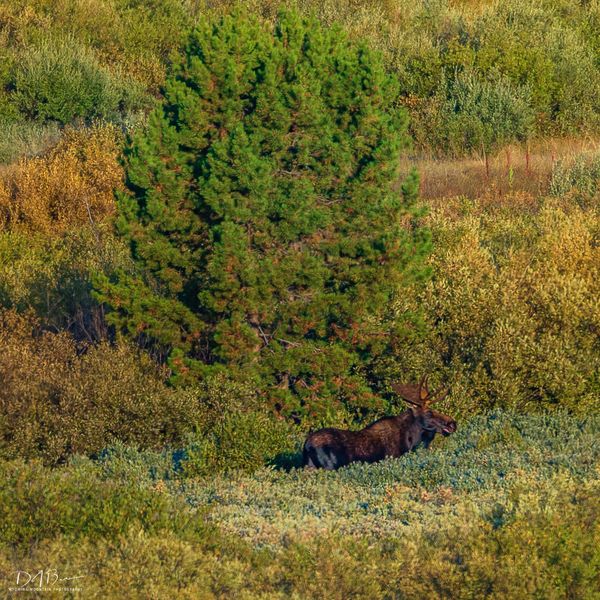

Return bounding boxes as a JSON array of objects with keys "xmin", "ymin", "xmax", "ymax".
[
  {"xmin": 0, "ymin": 123, "xmax": 123, "ymax": 233},
  {"xmin": 381, "ymin": 196, "xmax": 600, "ymax": 416}
]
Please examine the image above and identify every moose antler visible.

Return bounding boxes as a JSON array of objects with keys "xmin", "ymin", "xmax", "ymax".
[
  {"xmin": 392, "ymin": 376, "xmax": 449, "ymax": 407},
  {"xmin": 428, "ymin": 386, "xmax": 449, "ymax": 404},
  {"xmin": 391, "ymin": 376, "xmax": 428, "ymax": 407}
]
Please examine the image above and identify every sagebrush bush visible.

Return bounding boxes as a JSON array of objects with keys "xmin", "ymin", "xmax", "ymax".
[
  {"xmin": 0, "ymin": 123, "xmax": 123, "ymax": 233},
  {"xmin": 0, "ymin": 458, "xmax": 208, "ymax": 553}
]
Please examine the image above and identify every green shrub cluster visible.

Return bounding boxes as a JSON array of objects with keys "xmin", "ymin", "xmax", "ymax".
[
  {"xmin": 0, "ymin": 307, "xmax": 294, "ymax": 469},
  {"xmin": 11, "ymin": 38, "xmax": 141, "ymax": 125},
  {"xmin": 0, "ymin": 0, "xmax": 192, "ymax": 144},
  {"xmin": 0, "ymin": 227, "xmax": 130, "ymax": 337},
  {"xmin": 410, "ymin": 71, "xmax": 534, "ymax": 157}
]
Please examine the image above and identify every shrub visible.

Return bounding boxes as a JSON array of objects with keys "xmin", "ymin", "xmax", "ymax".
[
  {"xmin": 0, "ymin": 118, "xmax": 60, "ymax": 164},
  {"xmin": 549, "ymin": 152, "xmax": 600, "ymax": 206},
  {"xmin": 11, "ymin": 37, "xmax": 125, "ymax": 124},
  {"xmin": 0, "ymin": 458, "xmax": 207, "ymax": 554},
  {"xmin": 1, "ymin": 411, "xmax": 597, "ymax": 597},
  {"xmin": 412, "ymin": 72, "xmax": 534, "ymax": 158},
  {"xmin": 181, "ymin": 410, "xmax": 296, "ymax": 476},
  {"xmin": 0, "ymin": 123, "xmax": 123, "ymax": 233},
  {"xmin": 96, "ymin": 9, "xmax": 430, "ymax": 422},
  {"xmin": 0, "ymin": 310, "xmax": 206, "ymax": 464},
  {"xmin": 0, "ymin": 227, "xmax": 131, "ymax": 338},
  {"xmin": 381, "ymin": 197, "xmax": 600, "ymax": 415}
]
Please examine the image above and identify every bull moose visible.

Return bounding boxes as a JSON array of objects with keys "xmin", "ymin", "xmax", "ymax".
[{"xmin": 302, "ymin": 376, "xmax": 457, "ymax": 470}]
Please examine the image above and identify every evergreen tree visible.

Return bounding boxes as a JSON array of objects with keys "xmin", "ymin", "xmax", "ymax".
[{"xmin": 96, "ymin": 10, "xmax": 430, "ymax": 421}]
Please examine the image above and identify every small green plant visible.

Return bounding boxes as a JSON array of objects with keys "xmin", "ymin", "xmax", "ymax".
[{"xmin": 549, "ymin": 152, "xmax": 600, "ymax": 204}]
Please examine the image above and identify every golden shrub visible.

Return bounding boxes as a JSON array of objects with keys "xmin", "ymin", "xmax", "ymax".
[
  {"xmin": 0, "ymin": 123, "xmax": 123, "ymax": 234},
  {"xmin": 393, "ymin": 197, "xmax": 600, "ymax": 414},
  {"xmin": 0, "ymin": 310, "xmax": 203, "ymax": 464}
]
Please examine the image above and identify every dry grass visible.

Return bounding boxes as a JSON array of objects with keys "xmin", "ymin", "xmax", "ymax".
[{"xmin": 402, "ymin": 137, "xmax": 600, "ymax": 201}]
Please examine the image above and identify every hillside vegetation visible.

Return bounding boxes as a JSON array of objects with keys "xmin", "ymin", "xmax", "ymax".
[
  {"xmin": 0, "ymin": 2, "xmax": 598, "ymax": 597},
  {"xmin": 2, "ymin": 411, "xmax": 598, "ymax": 597},
  {"xmin": 1, "ymin": 0, "xmax": 600, "ymax": 160}
]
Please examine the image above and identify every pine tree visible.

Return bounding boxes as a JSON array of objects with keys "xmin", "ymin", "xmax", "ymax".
[{"xmin": 95, "ymin": 10, "xmax": 430, "ymax": 421}]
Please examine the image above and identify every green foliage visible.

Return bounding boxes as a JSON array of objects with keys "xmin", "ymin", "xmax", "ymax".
[
  {"xmin": 96, "ymin": 10, "xmax": 429, "ymax": 421},
  {"xmin": 1, "ymin": 1, "xmax": 599, "ymax": 158},
  {"xmin": 181, "ymin": 410, "xmax": 295, "ymax": 477},
  {"xmin": 0, "ymin": 458, "xmax": 207, "ymax": 553},
  {"xmin": 186, "ymin": 411, "xmax": 600, "ymax": 541},
  {"xmin": 379, "ymin": 196, "xmax": 600, "ymax": 417},
  {"xmin": 550, "ymin": 152, "xmax": 600, "ymax": 205},
  {"xmin": 1, "ymin": 411, "xmax": 598, "ymax": 597},
  {"xmin": 413, "ymin": 72, "xmax": 534, "ymax": 158},
  {"xmin": 0, "ymin": 310, "xmax": 207, "ymax": 464},
  {"xmin": 0, "ymin": 119, "xmax": 60, "ymax": 164},
  {"xmin": 0, "ymin": 227, "xmax": 130, "ymax": 336},
  {"xmin": 11, "ymin": 37, "xmax": 146, "ymax": 125}
]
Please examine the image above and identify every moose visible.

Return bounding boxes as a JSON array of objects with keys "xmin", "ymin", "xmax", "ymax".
[{"xmin": 302, "ymin": 376, "xmax": 457, "ymax": 470}]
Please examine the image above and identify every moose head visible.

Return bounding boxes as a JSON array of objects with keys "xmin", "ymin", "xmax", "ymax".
[{"xmin": 392, "ymin": 376, "xmax": 457, "ymax": 437}]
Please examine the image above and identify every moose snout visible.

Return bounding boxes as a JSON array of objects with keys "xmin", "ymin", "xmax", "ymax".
[{"xmin": 442, "ymin": 420, "xmax": 457, "ymax": 436}]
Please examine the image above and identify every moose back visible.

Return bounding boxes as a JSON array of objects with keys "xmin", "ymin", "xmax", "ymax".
[{"xmin": 302, "ymin": 377, "xmax": 457, "ymax": 470}]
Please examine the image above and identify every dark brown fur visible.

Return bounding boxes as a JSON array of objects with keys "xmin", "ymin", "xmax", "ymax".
[{"xmin": 302, "ymin": 377, "xmax": 456, "ymax": 470}]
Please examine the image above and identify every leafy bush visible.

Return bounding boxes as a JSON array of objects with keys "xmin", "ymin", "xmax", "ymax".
[
  {"xmin": 1, "ymin": 1, "xmax": 600, "ymax": 159},
  {"xmin": 0, "ymin": 458, "xmax": 207, "ymax": 553},
  {"xmin": 0, "ymin": 310, "xmax": 206, "ymax": 464},
  {"xmin": 11, "ymin": 38, "xmax": 126, "ymax": 124},
  {"xmin": 0, "ymin": 227, "xmax": 130, "ymax": 338},
  {"xmin": 412, "ymin": 72, "xmax": 534, "ymax": 158},
  {"xmin": 181, "ymin": 410, "xmax": 295, "ymax": 477},
  {"xmin": 380, "ymin": 197, "xmax": 600, "ymax": 416},
  {"xmin": 96, "ymin": 9, "xmax": 429, "ymax": 421},
  {"xmin": 0, "ymin": 118, "xmax": 60, "ymax": 164},
  {"xmin": 0, "ymin": 123, "xmax": 123, "ymax": 233},
  {"xmin": 550, "ymin": 152, "xmax": 600, "ymax": 205}
]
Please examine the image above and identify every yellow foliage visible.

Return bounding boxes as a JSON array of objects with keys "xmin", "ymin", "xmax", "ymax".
[
  {"xmin": 0, "ymin": 123, "xmax": 123, "ymax": 234},
  {"xmin": 0, "ymin": 309, "xmax": 202, "ymax": 464},
  {"xmin": 393, "ymin": 196, "xmax": 600, "ymax": 414}
]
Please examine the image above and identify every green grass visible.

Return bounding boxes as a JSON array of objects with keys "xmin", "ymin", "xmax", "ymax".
[{"xmin": 1, "ymin": 410, "xmax": 598, "ymax": 598}]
